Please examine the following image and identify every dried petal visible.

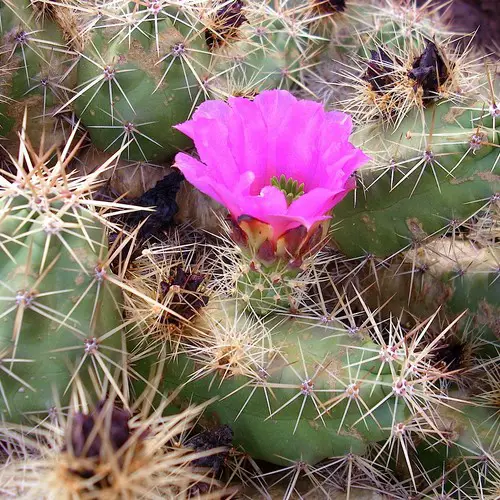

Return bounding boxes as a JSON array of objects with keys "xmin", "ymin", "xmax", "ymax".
[
  {"xmin": 408, "ymin": 41, "xmax": 449, "ymax": 97},
  {"xmin": 363, "ymin": 48, "xmax": 395, "ymax": 92}
]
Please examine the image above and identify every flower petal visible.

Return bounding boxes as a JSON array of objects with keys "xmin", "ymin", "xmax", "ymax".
[
  {"xmin": 253, "ymin": 91, "xmax": 339, "ymax": 187},
  {"xmin": 174, "ymin": 153, "xmax": 226, "ymax": 206},
  {"xmin": 265, "ymin": 213, "xmax": 331, "ymax": 240},
  {"xmin": 176, "ymin": 117, "xmax": 244, "ymax": 187},
  {"xmin": 287, "ymin": 188, "xmax": 340, "ymax": 221},
  {"xmin": 175, "ymin": 99, "xmax": 233, "ymax": 139},
  {"xmin": 226, "ymin": 96, "xmax": 269, "ymax": 190},
  {"xmin": 238, "ymin": 185, "xmax": 288, "ymax": 223}
]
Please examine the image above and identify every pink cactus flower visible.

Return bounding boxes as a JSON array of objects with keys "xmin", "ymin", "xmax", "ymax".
[{"xmin": 174, "ymin": 90, "xmax": 369, "ymax": 244}]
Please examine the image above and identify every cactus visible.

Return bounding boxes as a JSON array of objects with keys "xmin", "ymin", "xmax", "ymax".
[
  {"xmin": 0, "ymin": 1, "xmax": 498, "ymax": 498},
  {"xmin": 409, "ymin": 399, "xmax": 499, "ymax": 498},
  {"xmin": 357, "ymin": 239, "xmax": 500, "ymax": 364},
  {"xmin": 50, "ymin": 0, "xmax": 310, "ymax": 163},
  {"xmin": 0, "ymin": 0, "xmax": 73, "ymax": 155},
  {"xmin": 297, "ymin": 1, "xmax": 500, "ymax": 261},
  {"xmin": 118, "ymin": 71, "xmax": 498, "ymax": 495},
  {"xmin": 0, "ymin": 116, "xmax": 141, "ymax": 422},
  {"xmin": 1, "ymin": 0, "xmax": 328, "ymax": 167},
  {"xmin": 123, "ymin": 220, "xmax": 469, "ymax": 470},
  {"xmin": 159, "ymin": 299, "xmax": 412, "ymax": 465},
  {"xmin": 330, "ymin": 96, "xmax": 499, "ymax": 259}
]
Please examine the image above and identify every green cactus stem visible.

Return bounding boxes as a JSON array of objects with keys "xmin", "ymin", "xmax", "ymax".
[
  {"xmin": 330, "ymin": 99, "xmax": 499, "ymax": 258},
  {"xmin": 0, "ymin": 120, "xmax": 136, "ymax": 422}
]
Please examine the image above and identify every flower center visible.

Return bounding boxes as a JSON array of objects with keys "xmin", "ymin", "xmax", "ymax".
[{"xmin": 270, "ymin": 174, "xmax": 305, "ymax": 205}]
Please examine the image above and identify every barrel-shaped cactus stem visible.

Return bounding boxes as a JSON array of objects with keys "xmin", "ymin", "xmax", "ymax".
[
  {"xmin": 325, "ymin": 35, "xmax": 499, "ymax": 261},
  {"xmin": 473, "ymin": 62, "xmax": 500, "ymax": 128},
  {"xmin": 203, "ymin": 218, "xmax": 341, "ymax": 317},
  {"xmin": 204, "ymin": 1, "xmax": 318, "ymax": 98},
  {"xmin": 120, "ymin": 197, "xmax": 470, "ymax": 466},
  {"xmin": 84, "ymin": 111, "xmax": 165, "ymax": 163},
  {"xmin": 41, "ymin": 0, "xmax": 309, "ymax": 163},
  {"xmin": 391, "ymin": 393, "xmax": 500, "ymax": 497},
  {"xmin": 156, "ymin": 289, "xmax": 463, "ymax": 464},
  {"xmin": 354, "ymin": 236, "xmax": 500, "ymax": 368},
  {"xmin": 315, "ymin": 0, "xmax": 481, "ymax": 117},
  {"xmin": 330, "ymin": 95, "xmax": 499, "ymax": 259},
  {"xmin": 289, "ymin": 0, "xmax": 352, "ymax": 53},
  {"xmin": 359, "ymin": 37, "xmax": 479, "ymax": 126},
  {"xmin": 257, "ymin": 458, "xmax": 342, "ymax": 500},
  {"xmin": 251, "ymin": 0, "xmax": 327, "ymax": 53},
  {"xmin": 327, "ymin": 452, "xmax": 402, "ymax": 494},
  {"xmin": 0, "ymin": 0, "xmax": 76, "ymax": 153},
  {"xmin": 450, "ymin": 412, "xmax": 499, "ymax": 498},
  {"xmin": 0, "ymin": 116, "xmax": 152, "ymax": 422}
]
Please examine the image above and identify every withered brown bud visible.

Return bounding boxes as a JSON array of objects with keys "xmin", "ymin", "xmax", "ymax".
[
  {"xmin": 159, "ymin": 266, "xmax": 209, "ymax": 323},
  {"xmin": 205, "ymin": 0, "xmax": 247, "ymax": 50},
  {"xmin": 185, "ymin": 425, "xmax": 233, "ymax": 496},
  {"xmin": 66, "ymin": 403, "xmax": 132, "ymax": 459},
  {"xmin": 63, "ymin": 403, "xmax": 135, "ymax": 484},
  {"xmin": 408, "ymin": 41, "xmax": 449, "ymax": 97},
  {"xmin": 363, "ymin": 48, "xmax": 395, "ymax": 92},
  {"xmin": 95, "ymin": 402, "xmax": 132, "ymax": 452},
  {"xmin": 69, "ymin": 413, "xmax": 99, "ymax": 459},
  {"xmin": 185, "ymin": 425, "xmax": 233, "ymax": 475}
]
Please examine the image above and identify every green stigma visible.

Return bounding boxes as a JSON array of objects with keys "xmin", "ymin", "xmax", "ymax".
[{"xmin": 270, "ymin": 174, "xmax": 305, "ymax": 205}]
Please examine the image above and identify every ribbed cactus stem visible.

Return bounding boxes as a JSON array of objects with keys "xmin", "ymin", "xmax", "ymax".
[
  {"xmin": 156, "ymin": 296, "xmax": 412, "ymax": 465},
  {"xmin": 228, "ymin": 217, "xmax": 329, "ymax": 315},
  {"xmin": 236, "ymin": 260, "xmax": 303, "ymax": 314}
]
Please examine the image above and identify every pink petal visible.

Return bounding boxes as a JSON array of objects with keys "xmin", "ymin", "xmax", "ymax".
[
  {"xmin": 226, "ymin": 96, "xmax": 269, "ymax": 190},
  {"xmin": 174, "ymin": 100, "xmax": 232, "ymax": 138},
  {"xmin": 238, "ymin": 186, "xmax": 288, "ymax": 222},
  {"xmin": 327, "ymin": 146, "xmax": 370, "ymax": 179},
  {"xmin": 272, "ymin": 100, "xmax": 326, "ymax": 186},
  {"xmin": 176, "ymin": 117, "xmax": 242, "ymax": 186},
  {"xmin": 254, "ymin": 90, "xmax": 298, "ymax": 177},
  {"xmin": 174, "ymin": 153, "xmax": 227, "ymax": 207},
  {"xmin": 287, "ymin": 188, "xmax": 340, "ymax": 220},
  {"xmin": 207, "ymin": 174, "xmax": 257, "ymax": 217},
  {"xmin": 324, "ymin": 111, "xmax": 353, "ymax": 140},
  {"xmin": 265, "ymin": 213, "xmax": 331, "ymax": 240}
]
